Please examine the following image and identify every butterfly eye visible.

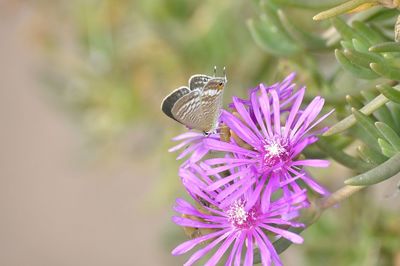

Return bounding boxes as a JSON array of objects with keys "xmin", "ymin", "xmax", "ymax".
[{"xmin": 218, "ymin": 82, "xmax": 223, "ymax": 86}]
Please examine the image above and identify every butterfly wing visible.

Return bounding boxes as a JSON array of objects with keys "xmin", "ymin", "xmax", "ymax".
[
  {"xmin": 161, "ymin": 86, "xmax": 190, "ymax": 122},
  {"xmin": 198, "ymin": 78, "xmax": 226, "ymax": 132},
  {"xmin": 171, "ymin": 89, "xmax": 204, "ymax": 130},
  {"xmin": 162, "ymin": 74, "xmax": 226, "ymax": 133},
  {"xmin": 188, "ymin": 75, "xmax": 212, "ymax": 91}
]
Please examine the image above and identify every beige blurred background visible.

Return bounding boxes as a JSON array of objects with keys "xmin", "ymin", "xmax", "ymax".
[{"xmin": 0, "ymin": 3, "xmax": 176, "ymax": 266}]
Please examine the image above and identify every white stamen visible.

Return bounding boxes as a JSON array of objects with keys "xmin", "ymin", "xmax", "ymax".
[
  {"xmin": 264, "ymin": 142, "xmax": 285, "ymax": 156},
  {"xmin": 227, "ymin": 200, "xmax": 248, "ymax": 225}
]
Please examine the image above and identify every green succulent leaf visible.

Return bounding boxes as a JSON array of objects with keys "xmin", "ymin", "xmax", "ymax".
[
  {"xmin": 340, "ymin": 40, "xmax": 355, "ymax": 50},
  {"xmin": 346, "ymin": 95, "xmax": 364, "ymax": 109},
  {"xmin": 352, "ymin": 20, "xmax": 385, "ymax": 44},
  {"xmin": 387, "ymin": 102, "xmax": 400, "ymax": 131},
  {"xmin": 345, "ymin": 153, "xmax": 400, "ymax": 186},
  {"xmin": 375, "ymin": 122, "xmax": 400, "ymax": 151},
  {"xmin": 313, "ymin": 0, "xmax": 377, "ymax": 21},
  {"xmin": 352, "ymin": 108, "xmax": 383, "ymax": 140},
  {"xmin": 378, "ymin": 138, "xmax": 397, "ymax": 157},
  {"xmin": 370, "ymin": 62, "xmax": 400, "ymax": 80},
  {"xmin": 335, "ymin": 49, "xmax": 380, "ymax": 79},
  {"xmin": 357, "ymin": 144, "xmax": 388, "ymax": 165},
  {"xmin": 317, "ymin": 137, "xmax": 372, "ymax": 172},
  {"xmin": 377, "ymin": 84, "xmax": 400, "ymax": 104},
  {"xmin": 331, "ymin": 17, "xmax": 370, "ymax": 44},
  {"xmin": 361, "ymin": 90, "xmax": 396, "ymax": 128},
  {"xmin": 324, "ymin": 93, "xmax": 389, "ymax": 136},
  {"xmin": 369, "ymin": 41, "xmax": 400, "ymax": 52},
  {"xmin": 352, "ymin": 38, "xmax": 370, "ymax": 52},
  {"xmin": 343, "ymin": 48, "xmax": 382, "ymax": 68},
  {"xmin": 271, "ymin": 0, "xmax": 347, "ymax": 9}
]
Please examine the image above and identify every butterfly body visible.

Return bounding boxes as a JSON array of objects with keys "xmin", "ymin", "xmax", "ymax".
[{"xmin": 161, "ymin": 72, "xmax": 227, "ymax": 133}]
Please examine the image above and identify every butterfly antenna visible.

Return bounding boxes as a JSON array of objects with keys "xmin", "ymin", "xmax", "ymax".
[
  {"xmin": 213, "ymin": 66, "xmax": 217, "ymax": 77},
  {"xmin": 223, "ymin": 66, "xmax": 227, "ymax": 82}
]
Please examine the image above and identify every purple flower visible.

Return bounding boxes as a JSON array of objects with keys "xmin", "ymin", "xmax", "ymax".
[
  {"xmin": 227, "ymin": 73, "xmax": 296, "ymax": 111},
  {"xmin": 171, "ymin": 188, "xmax": 307, "ymax": 266},
  {"xmin": 203, "ymin": 76, "xmax": 333, "ymax": 212},
  {"xmin": 169, "ymin": 131, "xmax": 219, "ymax": 164},
  {"xmin": 169, "ymin": 74, "xmax": 299, "ymax": 166}
]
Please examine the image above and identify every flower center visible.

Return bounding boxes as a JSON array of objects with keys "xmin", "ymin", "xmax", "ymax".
[
  {"xmin": 227, "ymin": 200, "xmax": 258, "ymax": 229},
  {"xmin": 262, "ymin": 139, "xmax": 289, "ymax": 167}
]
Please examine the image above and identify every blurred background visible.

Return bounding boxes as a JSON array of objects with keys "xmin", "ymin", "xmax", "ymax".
[{"xmin": 0, "ymin": 1, "xmax": 399, "ymax": 265}]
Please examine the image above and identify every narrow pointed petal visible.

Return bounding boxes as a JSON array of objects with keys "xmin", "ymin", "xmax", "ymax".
[
  {"xmin": 253, "ymin": 230, "xmax": 272, "ymax": 266},
  {"xmin": 270, "ymin": 89, "xmax": 281, "ymax": 135},
  {"xmin": 172, "ymin": 229, "xmax": 229, "ymax": 255},
  {"xmin": 283, "ymin": 88, "xmax": 305, "ymax": 138},
  {"xmin": 183, "ymin": 231, "xmax": 232, "ymax": 266},
  {"xmin": 291, "ymin": 159, "xmax": 330, "ymax": 167},
  {"xmin": 261, "ymin": 224, "xmax": 303, "ymax": 244},
  {"xmin": 221, "ymin": 110, "xmax": 260, "ymax": 147},
  {"xmin": 203, "ymin": 139, "xmax": 258, "ymax": 157},
  {"xmin": 172, "ymin": 132, "xmax": 204, "ymax": 141},
  {"xmin": 204, "ymin": 232, "xmax": 238, "ymax": 266},
  {"xmin": 232, "ymin": 97, "xmax": 264, "ymax": 140},
  {"xmin": 244, "ymin": 233, "xmax": 254, "ymax": 266}
]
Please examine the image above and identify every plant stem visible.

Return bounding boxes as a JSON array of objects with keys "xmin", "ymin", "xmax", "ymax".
[{"xmin": 318, "ymin": 185, "xmax": 366, "ymax": 210}]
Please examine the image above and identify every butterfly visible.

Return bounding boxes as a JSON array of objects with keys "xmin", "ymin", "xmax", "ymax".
[{"xmin": 161, "ymin": 67, "xmax": 227, "ymax": 134}]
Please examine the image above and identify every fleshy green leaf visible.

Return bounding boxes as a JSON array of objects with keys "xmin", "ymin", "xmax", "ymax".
[
  {"xmin": 340, "ymin": 40, "xmax": 355, "ymax": 50},
  {"xmin": 331, "ymin": 17, "xmax": 370, "ymax": 44},
  {"xmin": 317, "ymin": 137, "xmax": 372, "ymax": 172},
  {"xmin": 369, "ymin": 41, "xmax": 400, "ymax": 52},
  {"xmin": 357, "ymin": 144, "xmax": 388, "ymax": 165},
  {"xmin": 352, "ymin": 108, "xmax": 383, "ymax": 140},
  {"xmin": 351, "ymin": 123, "xmax": 382, "ymax": 151},
  {"xmin": 313, "ymin": 0, "xmax": 377, "ymax": 21},
  {"xmin": 375, "ymin": 122, "xmax": 400, "ymax": 151},
  {"xmin": 324, "ymin": 93, "xmax": 389, "ymax": 136},
  {"xmin": 361, "ymin": 90, "xmax": 396, "ymax": 128},
  {"xmin": 377, "ymin": 84, "xmax": 400, "ymax": 104},
  {"xmin": 335, "ymin": 49, "xmax": 380, "ymax": 79},
  {"xmin": 370, "ymin": 62, "xmax": 400, "ymax": 80},
  {"xmin": 378, "ymin": 138, "xmax": 397, "ymax": 157},
  {"xmin": 387, "ymin": 102, "xmax": 400, "ymax": 131},
  {"xmin": 345, "ymin": 153, "xmax": 400, "ymax": 186},
  {"xmin": 271, "ymin": 0, "xmax": 347, "ymax": 9},
  {"xmin": 352, "ymin": 38, "xmax": 370, "ymax": 52},
  {"xmin": 346, "ymin": 95, "xmax": 364, "ymax": 109},
  {"xmin": 352, "ymin": 20, "xmax": 385, "ymax": 44},
  {"xmin": 342, "ymin": 48, "xmax": 382, "ymax": 68}
]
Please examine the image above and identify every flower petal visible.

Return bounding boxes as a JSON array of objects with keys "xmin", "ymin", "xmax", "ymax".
[
  {"xmin": 172, "ymin": 229, "xmax": 229, "ymax": 255},
  {"xmin": 243, "ymin": 233, "xmax": 254, "ymax": 266},
  {"xmin": 261, "ymin": 224, "xmax": 303, "ymax": 244},
  {"xmin": 204, "ymin": 231, "xmax": 238, "ymax": 266},
  {"xmin": 221, "ymin": 110, "xmax": 260, "ymax": 148},
  {"xmin": 183, "ymin": 231, "xmax": 232, "ymax": 266},
  {"xmin": 291, "ymin": 159, "xmax": 330, "ymax": 167}
]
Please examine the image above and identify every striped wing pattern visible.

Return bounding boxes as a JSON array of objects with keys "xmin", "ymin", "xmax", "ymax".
[
  {"xmin": 162, "ymin": 74, "xmax": 226, "ymax": 133},
  {"xmin": 189, "ymin": 75, "xmax": 212, "ymax": 91},
  {"xmin": 161, "ymin": 86, "xmax": 190, "ymax": 122},
  {"xmin": 171, "ymin": 89, "xmax": 204, "ymax": 130}
]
